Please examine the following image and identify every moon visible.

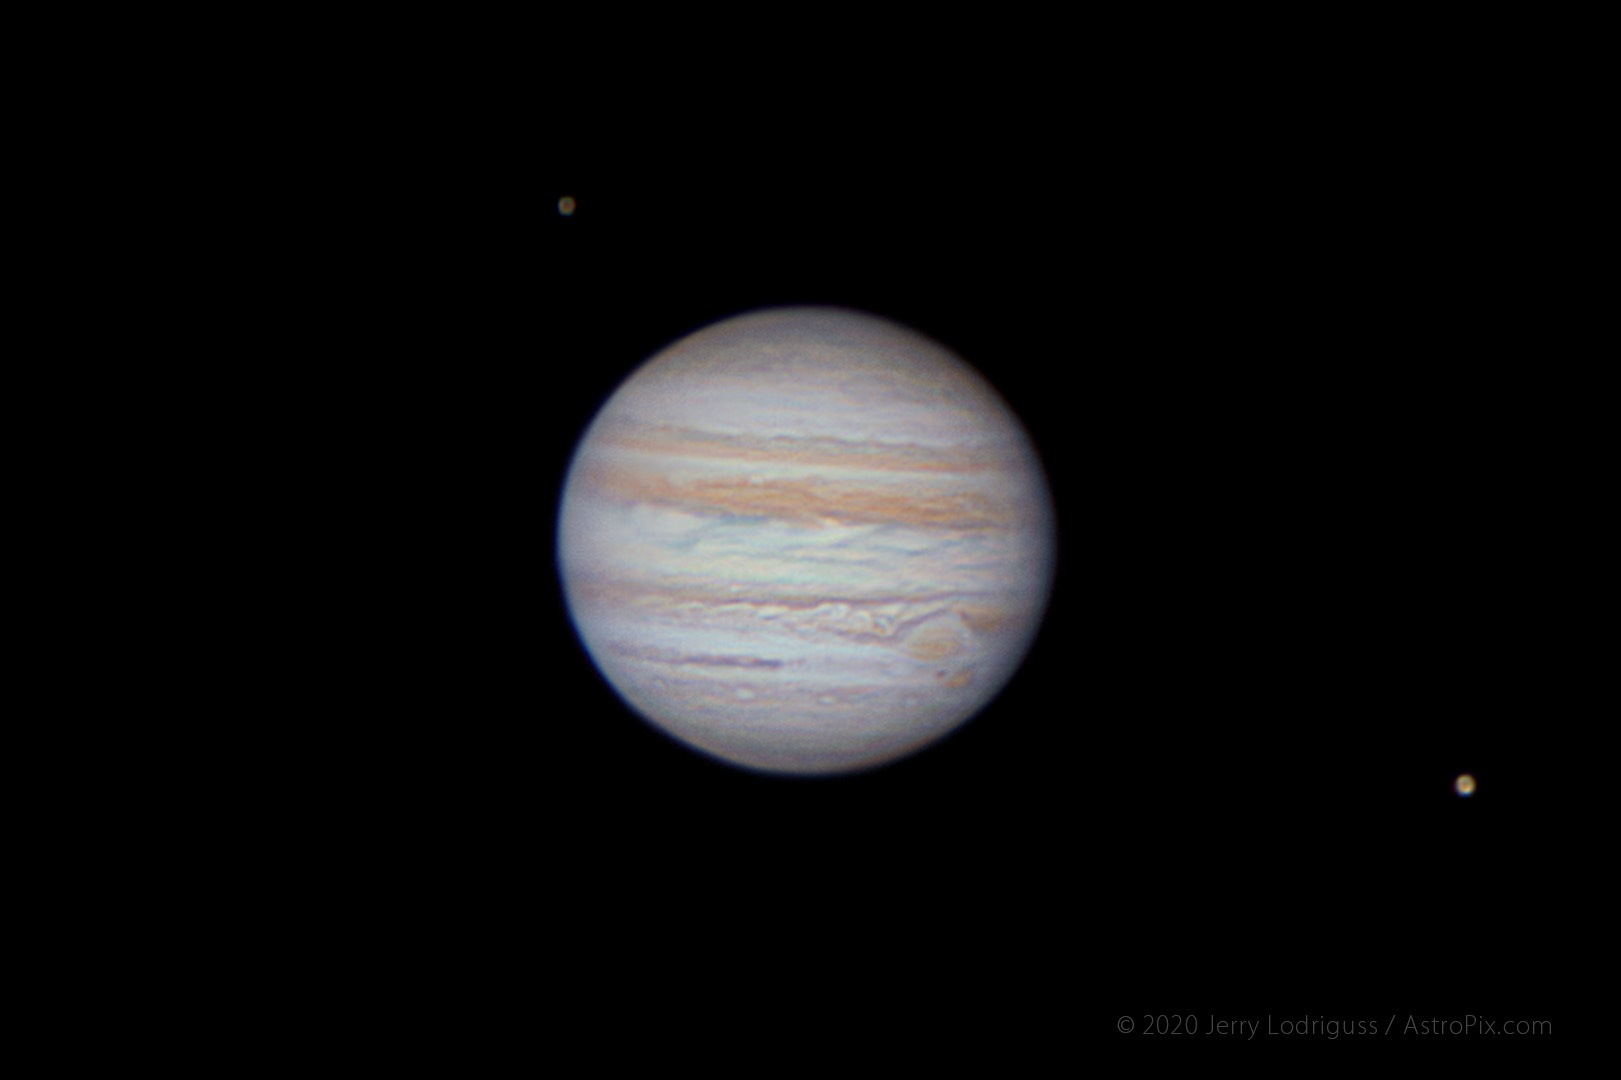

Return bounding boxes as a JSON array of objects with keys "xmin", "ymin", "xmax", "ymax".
[{"xmin": 558, "ymin": 307, "xmax": 1056, "ymax": 775}]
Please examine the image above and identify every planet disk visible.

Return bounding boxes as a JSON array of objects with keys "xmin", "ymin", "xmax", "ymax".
[{"xmin": 558, "ymin": 307, "xmax": 1056, "ymax": 775}]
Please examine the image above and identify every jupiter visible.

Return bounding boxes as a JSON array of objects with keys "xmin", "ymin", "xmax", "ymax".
[{"xmin": 558, "ymin": 307, "xmax": 1056, "ymax": 775}]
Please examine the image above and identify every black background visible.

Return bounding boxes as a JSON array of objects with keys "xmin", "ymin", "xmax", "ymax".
[
  {"xmin": 37, "ymin": 14, "xmax": 1599, "ymax": 1067},
  {"xmin": 527, "ymin": 119, "xmax": 1585, "ymax": 1047},
  {"xmin": 213, "ymin": 45, "xmax": 1599, "ymax": 1063}
]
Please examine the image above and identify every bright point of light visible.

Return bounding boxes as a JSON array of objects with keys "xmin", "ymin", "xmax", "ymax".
[
  {"xmin": 558, "ymin": 196, "xmax": 577, "ymax": 216},
  {"xmin": 1454, "ymin": 773, "xmax": 1476, "ymax": 797}
]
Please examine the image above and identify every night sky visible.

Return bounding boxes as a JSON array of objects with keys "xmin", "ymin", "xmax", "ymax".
[{"xmin": 60, "ymin": 14, "xmax": 1597, "ymax": 1067}]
